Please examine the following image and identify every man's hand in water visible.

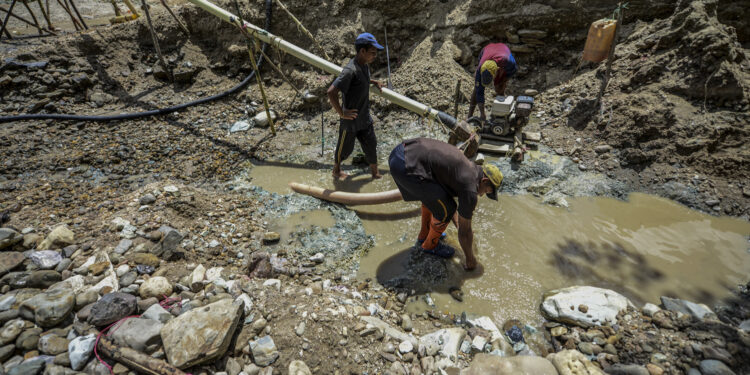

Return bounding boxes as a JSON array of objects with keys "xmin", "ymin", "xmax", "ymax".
[{"xmin": 464, "ymin": 254, "xmax": 478, "ymax": 271}]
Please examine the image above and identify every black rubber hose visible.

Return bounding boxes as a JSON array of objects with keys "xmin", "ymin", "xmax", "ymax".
[{"xmin": 0, "ymin": 0, "xmax": 273, "ymax": 124}]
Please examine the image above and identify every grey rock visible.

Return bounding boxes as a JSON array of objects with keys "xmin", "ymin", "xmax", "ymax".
[
  {"xmin": 119, "ymin": 271, "xmax": 137, "ymax": 287},
  {"xmin": 54, "ymin": 259, "xmax": 72, "ymax": 273},
  {"xmin": 88, "ymin": 292, "xmax": 136, "ymax": 326},
  {"xmin": 0, "ymin": 228, "xmax": 22, "ymax": 250},
  {"xmin": 71, "ymin": 73, "xmax": 92, "ymax": 88},
  {"xmin": 518, "ymin": 29, "xmax": 547, "ymax": 39},
  {"xmin": 578, "ymin": 342, "xmax": 596, "ymax": 355},
  {"xmin": 0, "ymin": 309, "xmax": 19, "ymax": 325},
  {"xmin": 15, "ymin": 327, "xmax": 41, "ymax": 350},
  {"xmin": 230, "ymin": 120, "xmax": 251, "ymax": 133},
  {"xmin": 68, "ymin": 334, "xmax": 96, "ymax": 371},
  {"xmin": 465, "ymin": 353, "xmax": 557, "ymax": 374},
  {"xmin": 62, "ymin": 246, "xmax": 77, "ymax": 258},
  {"xmin": 0, "ymin": 252, "xmax": 25, "ymax": 276},
  {"xmin": 38, "ymin": 225, "xmax": 74, "ymax": 250},
  {"xmin": 139, "ymin": 194, "xmax": 156, "ymax": 205},
  {"xmin": 153, "ymin": 226, "xmax": 182, "ymax": 260},
  {"xmin": 19, "ymin": 288, "xmax": 74, "ymax": 327},
  {"xmin": 139, "ymin": 276, "xmax": 172, "ymax": 300},
  {"xmin": 547, "ymin": 350, "xmax": 603, "ymax": 375},
  {"xmin": 110, "ymin": 317, "xmax": 163, "ymax": 352},
  {"xmin": 250, "ymin": 335, "xmax": 279, "ymax": 366},
  {"xmin": 699, "ymin": 360, "xmax": 736, "ymax": 375},
  {"xmin": 28, "ymin": 251, "xmax": 62, "ymax": 269},
  {"xmin": 83, "ymin": 360, "xmax": 111, "ymax": 375},
  {"xmin": 75, "ymin": 290, "xmax": 98, "ymax": 310},
  {"xmin": 661, "ymin": 296, "xmax": 715, "ymax": 320},
  {"xmin": 3, "ymin": 354, "xmax": 23, "ymax": 370},
  {"xmin": 604, "ymin": 363, "xmax": 649, "ymax": 375},
  {"xmin": 226, "ymin": 357, "xmax": 242, "ymax": 375},
  {"xmin": 418, "ymin": 328, "xmax": 465, "ymax": 360},
  {"xmin": 541, "ymin": 286, "xmax": 631, "ymax": 327},
  {"xmin": 160, "ymin": 298, "xmax": 243, "ymax": 368},
  {"xmin": 595, "ymin": 145, "xmax": 612, "ymax": 154},
  {"xmin": 43, "ymin": 364, "xmax": 73, "ymax": 375},
  {"xmin": 0, "ymin": 319, "xmax": 24, "ymax": 346},
  {"xmin": 141, "ymin": 303, "xmax": 173, "ymax": 323},
  {"xmin": 24, "ymin": 270, "xmax": 62, "ymax": 289},
  {"xmin": 0, "ymin": 295, "xmax": 15, "ymax": 311},
  {"xmin": 114, "ymin": 239, "xmax": 133, "ymax": 255},
  {"xmin": 136, "ymin": 297, "xmax": 158, "ymax": 312},
  {"xmin": 7, "ymin": 357, "xmax": 45, "ymax": 375},
  {"xmin": 252, "ymin": 110, "xmax": 277, "ymax": 128},
  {"xmin": 0, "ymin": 343, "xmax": 14, "ymax": 362},
  {"xmin": 38, "ymin": 334, "xmax": 69, "ymax": 355}
]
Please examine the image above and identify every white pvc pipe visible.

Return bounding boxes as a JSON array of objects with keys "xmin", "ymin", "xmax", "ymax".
[
  {"xmin": 186, "ymin": 0, "xmax": 454, "ymax": 127},
  {"xmin": 289, "ymin": 182, "xmax": 403, "ymax": 206}
]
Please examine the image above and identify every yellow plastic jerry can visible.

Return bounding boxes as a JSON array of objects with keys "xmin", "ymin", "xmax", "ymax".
[{"xmin": 582, "ymin": 19, "xmax": 617, "ymax": 63}]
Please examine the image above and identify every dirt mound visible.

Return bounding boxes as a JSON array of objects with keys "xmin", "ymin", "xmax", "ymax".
[{"xmin": 534, "ymin": 0, "xmax": 750, "ymax": 216}]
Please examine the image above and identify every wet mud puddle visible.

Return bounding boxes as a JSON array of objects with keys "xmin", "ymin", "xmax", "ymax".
[{"xmin": 248, "ymin": 163, "xmax": 750, "ymax": 323}]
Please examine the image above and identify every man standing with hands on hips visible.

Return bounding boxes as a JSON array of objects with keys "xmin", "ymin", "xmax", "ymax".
[{"xmin": 327, "ymin": 32, "xmax": 385, "ymax": 180}]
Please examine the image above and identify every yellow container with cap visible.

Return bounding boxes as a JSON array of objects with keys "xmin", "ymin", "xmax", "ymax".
[{"xmin": 582, "ymin": 19, "xmax": 617, "ymax": 63}]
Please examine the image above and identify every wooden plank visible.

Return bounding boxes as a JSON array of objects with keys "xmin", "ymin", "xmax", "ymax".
[
  {"xmin": 479, "ymin": 131, "xmax": 541, "ymax": 143},
  {"xmin": 478, "ymin": 143, "xmax": 510, "ymax": 154},
  {"xmin": 524, "ymin": 131, "xmax": 541, "ymax": 142}
]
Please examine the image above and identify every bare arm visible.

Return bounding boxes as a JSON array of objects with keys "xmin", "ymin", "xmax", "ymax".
[
  {"xmin": 458, "ymin": 215, "xmax": 477, "ymax": 270},
  {"xmin": 494, "ymin": 77, "xmax": 508, "ymax": 96},
  {"xmin": 327, "ymin": 85, "xmax": 357, "ymax": 120}
]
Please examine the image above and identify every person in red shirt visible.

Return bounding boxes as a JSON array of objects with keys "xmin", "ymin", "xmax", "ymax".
[{"xmin": 468, "ymin": 43, "xmax": 518, "ymax": 121}]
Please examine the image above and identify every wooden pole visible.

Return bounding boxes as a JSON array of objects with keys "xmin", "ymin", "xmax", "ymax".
[
  {"xmin": 109, "ymin": 0, "xmax": 122, "ymax": 17},
  {"xmin": 0, "ymin": 18, "xmax": 12, "ymax": 39},
  {"xmin": 0, "ymin": 0, "xmax": 18, "ymax": 40},
  {"xmin": 20, "ymin": 0, "xmax": 43, "ymax": 35},
  {"xmin": 141, "ymin": 0, "xmax": 171, "ymax": 81},
  {"xmin": 67, "ymin": 0, "xmax": 88, "ymax": 29},
  {"xmin": 36, "ymin": 0, "xmax": 53, "ymax": 30},
  {"xmin": 0, "ymin": 4, "xmax": 56, "ymax": 34},
  {"xmin": 55, "ymin": 0, "xmax": 82, "ymax": 31},
  {"xmin": 452, "ymin": 80, "xmax": 461, "ymax": 119},
  {"xmin": 97, "ymin": 337, "xmax": 187, "ymax": 375},
  {"xmin": 232, "ymin": 0, "xmax": 275, "ymax": 134},
  {"xmin": 596, "ymin": 2, "xmax": 623, "ymax": 105},
  {"xmin": 159, "ymin": 0, "xmax": 189, "ymax": 35}
]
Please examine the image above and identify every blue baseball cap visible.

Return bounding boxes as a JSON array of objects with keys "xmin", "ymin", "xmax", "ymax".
[{"xmin": 355, "ymin": 33, "xmax": 384, "ymax": 50}]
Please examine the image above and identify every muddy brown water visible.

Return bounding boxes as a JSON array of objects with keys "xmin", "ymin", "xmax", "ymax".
[{"xmin": 248, "ymin": 163, "xmax": 750, "ymax": 324}]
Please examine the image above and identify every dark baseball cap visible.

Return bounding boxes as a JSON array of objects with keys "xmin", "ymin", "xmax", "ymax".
[{"xmin": 354, "ymin": 33, "xmax": 384, "ymax": 50}]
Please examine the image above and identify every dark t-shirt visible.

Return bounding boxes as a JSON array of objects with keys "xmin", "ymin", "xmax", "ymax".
[
  {"xmin": 332, "ymin": 58, "xmax": 372, "ymax": 132},
  {"xmin": 403, "ymin": 138, "xmax": 482, "ymax": 219}
]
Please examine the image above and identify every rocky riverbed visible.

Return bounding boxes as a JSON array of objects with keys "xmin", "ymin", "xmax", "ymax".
[{"xmin": 2, "ymin": 210, "xmax": 750, "ymax": 374}]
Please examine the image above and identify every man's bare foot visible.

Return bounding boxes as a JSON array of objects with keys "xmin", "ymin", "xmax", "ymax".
[
  {"xmin": 369, "ymin": 164, "xmax": 381, "ymax": 179},
  {"xmin": 332, "ymin": 171, "xmax": 349, "ymax": 180}
]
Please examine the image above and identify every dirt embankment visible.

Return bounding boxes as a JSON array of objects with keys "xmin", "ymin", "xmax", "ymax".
[{"xmin": 532, "ymin": 0, "xmax": 750, "ymax": 216}]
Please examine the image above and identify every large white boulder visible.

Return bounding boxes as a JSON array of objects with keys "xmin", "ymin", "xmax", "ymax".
[{"xmin": 541, "ymin": 286, "xmax": 632, "ymax": 327}]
